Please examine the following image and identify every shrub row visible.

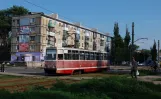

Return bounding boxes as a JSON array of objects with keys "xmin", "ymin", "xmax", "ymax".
[{"xmin": 0, "ymin": 76, "xmax": 161, "ymax": 99}]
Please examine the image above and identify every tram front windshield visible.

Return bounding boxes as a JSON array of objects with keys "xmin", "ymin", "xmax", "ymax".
[{"xmin": 46, "ymin": 49, "xmax": 56, "ymax": 60}]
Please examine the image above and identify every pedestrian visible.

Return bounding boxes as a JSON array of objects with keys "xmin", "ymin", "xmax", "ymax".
[
  {"xmin": 153, "ymin": 61, "xmax": 158, "ymax": 72},
  {"xmin": 1, "ymin": 62, "xmax": 5, "ymax": 72},
  {"xmin": 131, "ymin": 57, "xmax": 138, "ymax": 79}
]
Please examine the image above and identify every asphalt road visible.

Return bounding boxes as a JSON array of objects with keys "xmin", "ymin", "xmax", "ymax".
[
  {"xmin": 1, "ymin": 66, "xmax": 132, "ymax": 77},
  {"xmin": 4, "ymin": 66, "xmax": 45, "ymax": 76}
]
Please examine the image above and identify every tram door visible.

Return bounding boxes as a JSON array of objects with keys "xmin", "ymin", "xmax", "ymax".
[{"xmin": 57, "ymin": 49, "xmax": 64, "ymax": 69}]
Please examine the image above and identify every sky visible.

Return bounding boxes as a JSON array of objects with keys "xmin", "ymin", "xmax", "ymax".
[{"xmin": 0, "ymin": 0, "xmax": 161, "ymax": 49}]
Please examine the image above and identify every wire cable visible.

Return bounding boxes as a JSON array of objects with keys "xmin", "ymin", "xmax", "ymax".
[{"xmin": 23, "ymin": 0, "xmax": 107, "ymax": 34}]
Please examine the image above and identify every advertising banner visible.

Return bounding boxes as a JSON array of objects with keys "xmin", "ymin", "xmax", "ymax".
[
  {"xmin": 20, "ymin": 26, "xmax": 31, "ymax": 34},
  {"xmin": 19, "ymin": 43, "xmax": 29, "ymax": 52}
]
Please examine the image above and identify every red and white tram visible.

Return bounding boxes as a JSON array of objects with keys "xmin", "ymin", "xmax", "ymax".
[{"xmin": 44, "ymin": 47, "xmax": 110, "ymax": 75}]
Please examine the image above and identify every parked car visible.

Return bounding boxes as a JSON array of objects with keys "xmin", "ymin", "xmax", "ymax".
[{"xmin": 138, "ymin": 62, "xmax": 145, "ymax": 66}]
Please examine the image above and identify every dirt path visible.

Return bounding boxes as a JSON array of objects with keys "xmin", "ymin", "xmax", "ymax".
[{"xmin": 137, "ymin": 75, "xmax": 161, "ymax": 85}]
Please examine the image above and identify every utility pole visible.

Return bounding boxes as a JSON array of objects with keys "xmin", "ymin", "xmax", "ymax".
[
  {"xmin": 130, "ymin": 22, "xmax": 134, "ymax": 65},
  {"xmin": 158, "ymin": 40, "xmax": 160, "ymax": 64}
]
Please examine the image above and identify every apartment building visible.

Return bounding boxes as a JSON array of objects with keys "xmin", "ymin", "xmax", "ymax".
[{"xmin": 11, "ymin": 12, "xmax": 112, "ymax": 67}]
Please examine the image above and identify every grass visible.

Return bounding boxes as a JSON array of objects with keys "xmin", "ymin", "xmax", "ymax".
[
  {"xmin": 153, "ymin": 78, "xmax": 161, "ymax": 81},
  {"xmin": 0, "ymin": 76, "xmax": 161, "ymax": 99},
  {"xmin": 0, "ymin": 75, "xmax": 22, "ymax": 79},
  {"xmin": 138, "ymin": 70, "xmax": 160, "ymax": 76},
  {"xmin": 70, "ymin": 73, "xmax": 121, "ymax": 77}
]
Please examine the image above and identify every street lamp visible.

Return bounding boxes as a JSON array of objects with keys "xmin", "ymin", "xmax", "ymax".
[{"xmin": 134, "ymin": 38, "xmax": 148, "ymax": 43}]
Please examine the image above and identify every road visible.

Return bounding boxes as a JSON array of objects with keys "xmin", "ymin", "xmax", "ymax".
[
  {"xmin": 2, "ymin": 66, "xmax": 45, "ymax": 76},
  {"xmin": 1, "ymin": 65, "xmax": 146, "ymax": 77}
]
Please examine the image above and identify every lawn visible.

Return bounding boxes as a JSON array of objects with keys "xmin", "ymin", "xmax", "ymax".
[{"xmin": 0, "ymin": 74, "xmax": 161, "ymax": 99}]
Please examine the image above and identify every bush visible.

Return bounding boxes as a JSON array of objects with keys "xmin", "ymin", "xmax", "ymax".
[
  {"xmin": 1, "ymin": 76, "xmax": 161, "ymax": 99},
  {"xmin": 30, "ymin": 85, "xmax": 47, "ymax": 91}
]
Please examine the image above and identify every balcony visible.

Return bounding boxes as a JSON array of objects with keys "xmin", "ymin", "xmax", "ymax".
[
  {"xmin": 47, "ymin": 32, "xmax": 55, "ymax": 37},
  {"xmin": 76, "ymin": 30, "xmax": 80, "ymax": 34},
  {"xmin": 101, "ymin": 37, "xmax": 105, "ymax": 40},
  {"xmin": 63, "ymin": 27, "xmax": 69, "ymax": 31},
  {"xmin": 75, "ymin": 34, "xmax": 80, "ymax": 42},
  {"xmin": 93, "ymin": 33, "xmax": 97, "ymax": 39},
  {"xmin": 75, "ymin": 42, "xmax": 80, "ymax": 48},
  {"xmin": 48, "ymin": 37, "xmax": 55, "ymax": 42},
  {"xmin": 47, "ymin": 41, "xmax": 55, "ymax": 47},
  {"xmin": 85, "ymin": 36, "xmax": 89, "ymax": 41},
  {"xmin": 85, "ymin": 42, "xmax": 89, "ymax": 50},
  {"xmin": 93, "ymin": 42, "xmax": 97, "ymax": 50},
  {"xmin": 62, "ymin": 42, "xmax": 68, "ymax": 47}
]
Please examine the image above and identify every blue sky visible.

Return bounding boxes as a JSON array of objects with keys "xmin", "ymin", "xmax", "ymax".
[{"xmin": 1, "ymin": 0, "xmax": 161, "ymax": 49}]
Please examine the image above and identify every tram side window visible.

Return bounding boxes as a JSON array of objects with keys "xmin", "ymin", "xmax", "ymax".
[
  {"xmin": 74, "ymin": 51, "xmax": 79, "ymax": 60},
  {"xmin": 107, "ymin": 53, "xmax": 110, "ymax": 60},
  {"xmin": 72, "ymin": 51, "xmax": 76, "ymax": 60},
  {"xmin": 72, "ymin": 51, "xmax": 79, "ymax": 60},
  {"xmin": 80, "ymin": 51, "xmax": 85, "ymax": 60},
  {"xmin": 64, "ymin": 54, "xmax": 69, "ymax": 60},
  {"xmin": 85, "ymin": 52, "xmax": 90, "ymax": 60},
  {"xmin": 96, "ymin": 53, "xmax": 99, "ymax": 60},
  {"xmin": 64, "ymin": 53, "xmax": 72, "ymax": 60},
  {"xmin": 104, "ymin": 54, "xmax": 107, "ymax": 60},
  {"xmin": 93, "ymin": 53, "xmax": 96, "ymax": 60},
  {"xmin": 100, "ymin": 53, "xmax": 103, "ymax": 60},
  {"xmin": 58, "ymin": 54, "xmax": 63, "ymax": 60},
  {"xmin": 90, "ymin": 53, "xmax": 94, "ymax": 60},
  {"xmin": 68, "ymin": 50, "xmax": 72, "ymax": 60}
]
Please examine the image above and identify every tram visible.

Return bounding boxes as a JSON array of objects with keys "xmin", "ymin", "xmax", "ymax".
[{"xmin": 44, "ymin": 47, "xmax": 110, "ymax": 75}]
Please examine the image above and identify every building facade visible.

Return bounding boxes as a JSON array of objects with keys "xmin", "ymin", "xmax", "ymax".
[{"xmin": 11, "ymin": 12, "xmax": 112, "ymax": 67}]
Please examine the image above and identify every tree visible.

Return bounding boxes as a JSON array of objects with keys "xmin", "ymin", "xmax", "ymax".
[
  {"xmin": 151, "ymin": 40, "xmax": 157, "ymax": 61},
  {"xmin": 0, "ymin": 5, "xmax": 29, "ymax": 61},
  {"xmin": 0, "ymin": 5, "xmax": 29, "ymax": 46},
  {"xmin": 124, "ymin": 26, "xmax": 131, "ymax": 61},
  {"xmin": 134, "ymin": 49, "xmax": 151, "ymax": 63},
  {"xmin": 113, "ymin": 22, "xmax": 124, "ymax": 64}
]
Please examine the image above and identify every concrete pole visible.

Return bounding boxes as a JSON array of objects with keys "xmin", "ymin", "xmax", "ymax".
[{"xmin": 158, "ymin": 40, "xmax": 160, "ymax": 66}]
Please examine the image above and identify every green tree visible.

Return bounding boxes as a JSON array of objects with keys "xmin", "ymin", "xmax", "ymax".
[
  {"xmin": 0, "ymin": 5, "xmax": 29, "ymax": 61},
  {"xmin": 150, "ymin": 40, "xmax": 157, "ymax": 61},
  {"xmin": 113, "ymin": 22, "xmax": 124, "ymax": 64},
  {"xmin": 124, "ymin": 26, "xmax": 131, "ymax": 61},
  {"xmin": 0, "ymin": 5, "xmax": 29, "ymax": 45},
  {"xmin": 134, "ymin": 49, "xmax": 150, "ymax": 63}
]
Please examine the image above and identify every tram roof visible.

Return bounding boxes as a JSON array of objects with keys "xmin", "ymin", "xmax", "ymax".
[{"xmin": 47, "ymin": 47, "xmax": 107, "ymax": 53}]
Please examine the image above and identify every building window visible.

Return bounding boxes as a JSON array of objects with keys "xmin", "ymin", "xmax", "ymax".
[
  {"xmin": 100, "ymin": 34, "xmax": 104, "ymax": 38},
  {"xmin": 30, "ymin": 45, "xmax": 35, "ymax": 51},
  {"xmin": 30, "ymin": 36, "xmax": 35, "ymax": 41},
  {"xmin": 63, "ymin": 30, "xmax": 68, "ymax": 40},
  {"xmin": 16, "ymin": 57, "xmax": 19, "ymax": 61},
  {"xmin": 36, "ymin": 36, "xmax": 40, "ymax": 42},
  {"xmin": 59, "ymin": 23, "xmax": 61, "ymax": 27},
  {"xmin": 30, "ymin": 18, "xmax": 35, "ymax": 23},
  {"xmin": 17, "ymin": 20, "xmax": 19, "ymax": 24},
  {"xmin": 17, "ymin": 36, "xmax": 19, "ymax": 42},
  {"xmin": 32, "ymin": 56, "xmax": 35, "ymax": 61},
  {"xmin": 100, "ymin": 40, "xmax": 104, "ymax": 46},
  {"xmin": 16, "ymin": 45, "xmax": 19, "ymax": 50},
  {"xmin": 16, "ymin": 28, "xmax": 20, "ymax": 32},
  {"xmin": 30, "ymin": 27, "xmax": 35, "ymax": 32}
]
